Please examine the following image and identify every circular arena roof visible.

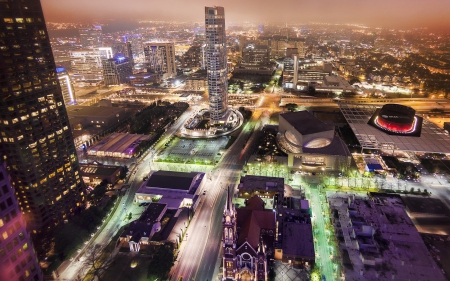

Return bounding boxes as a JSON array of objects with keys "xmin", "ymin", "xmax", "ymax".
[
  {"xmin": 284, "ymin": 130, "xmax": 301, "ymax": 147},
  {"xmin": 303, "ymin": 138, "xmax": 331, "ymax": 148}
]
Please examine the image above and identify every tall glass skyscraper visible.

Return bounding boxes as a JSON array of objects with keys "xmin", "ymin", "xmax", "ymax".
[
  {"xmin": 0, "ymin": 0, "xmax": 85, "ymax": 233},
  {"xmin": 205, "ymin": 6, "xmax": 228, "ymax": 122}
]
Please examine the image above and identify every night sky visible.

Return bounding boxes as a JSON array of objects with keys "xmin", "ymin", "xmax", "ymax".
[{"xmin": 41, "ymin": 0, "xmax": 450, "ymax": 29}]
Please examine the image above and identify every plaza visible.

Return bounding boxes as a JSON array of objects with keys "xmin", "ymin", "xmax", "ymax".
[{"xmin": 154, "ymin": 137, "xmax": 228, "ymax": 167}]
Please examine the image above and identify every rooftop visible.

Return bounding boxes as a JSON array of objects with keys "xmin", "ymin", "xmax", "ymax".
[
  {"xmin": 236, "ymin": 196, "xmax": 276, "ymax": 249},
  {"xmin": 238, "ymin": 175, "xmax": 284, "ymax": 192},
  {"xmin": 282, "ymin": 222, "xmax": 315, "ymax": 258},
  {"xmin": 79, "ymin": 164, "xmax": 122, "ymax": 177},
  {"xmin": 67, "ymin": 105, "xmax": 124, "ymax": 118},
  {"xmin": 145, "ymin": 171, "xmax": 202, "ymax": 191},
  {"xmin": 280, "ymin": 111, "xmax": 334, "ymax": 136}
]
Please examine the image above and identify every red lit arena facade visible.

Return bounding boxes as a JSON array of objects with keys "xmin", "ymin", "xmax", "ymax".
[{"xmin": 374, "ymin": 104, "xmax": 417, "ymax": 134}]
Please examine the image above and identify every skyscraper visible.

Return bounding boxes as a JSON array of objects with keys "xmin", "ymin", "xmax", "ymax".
[
  {"xmin": 0, "ymin": 159, "xmax": 43, "ymax": 281},
  {"xmin": 102, "ymin": 57, "xmax": 133, "ymax": 86},
  {"xmin": 205, "ymin": 6, "xmax": 228, "ymax": 122},
  {"xmin": 143, "ymin": 42, "xmax": 177, "ymax": 78},
  {"xmin": 0, "ymin": 0, "xmax": 85, "ymax": 233}
]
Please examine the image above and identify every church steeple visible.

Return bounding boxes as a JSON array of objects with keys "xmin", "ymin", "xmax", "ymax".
[
  {"xmin": 222, "ymin": 185, "xmax": 237, "ymax": 280},
  {"xmin": 224, "ymin": 185, "xmax": 235, "ymax": 217}
]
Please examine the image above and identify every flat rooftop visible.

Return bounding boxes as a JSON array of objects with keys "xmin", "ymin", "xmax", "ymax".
[
  {"xmin": 146, "ymin": 171, "xmax": 200, "ymax": 191},
  {"xmin": 67, "ymin": 105, "xmax": 123, "ymax": 118},
  {"xmin": 88, "ymin": 133, "xmax": 152, "ymax": 156},
  {"xmin": 339, "ymin": 102, "xmax": 450, "ymax": 153},
  {"xmin": 238, "ymin": 175, "xmax": 284, "ymax": 192},
  {"xmin": 282, "ymin": 222, "xmax": 315, "ymax": 258},
  {"xmin": 280, "ymin": 111, "xmax": 334, "ymax": 136},
  {"xmin": 80, "ymin": 164, "xmax": 121, "ymax": 176},
  {"xmin": 402, "ymin": 196, "xmax": 450, "ymax": 217}
]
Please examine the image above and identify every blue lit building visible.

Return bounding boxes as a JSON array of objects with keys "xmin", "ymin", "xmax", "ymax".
[
  {"xmin": 102, "ymin": 56, "xmax": 133, "ymax": 86},
  {"xmin": 56, "ymin": 67, "xmax": 76, "ymax": 106}
]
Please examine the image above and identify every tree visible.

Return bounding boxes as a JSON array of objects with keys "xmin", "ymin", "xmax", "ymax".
[
  {"xmin": 83, "ymin": 245, "xmax": 115, "ymax": 281},
  {"xmin": 89, "ymin": 183, "xmax": 107, "ymax": 206},
  {"xmin": 147, "ymin": 242, "xmax": 175, "ymax": 280},
  {"xmin": 119, "ymin": 165, "xmax": 128, "ymax": 180},
  {"xmin": 285, "ymin": 103, "xmax": 298, "ymax": 112}
]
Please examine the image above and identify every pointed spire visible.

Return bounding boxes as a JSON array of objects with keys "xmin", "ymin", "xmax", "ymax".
[{"xmin": 224, "ymin": 186, "xmax": 234, "ymax": 216}]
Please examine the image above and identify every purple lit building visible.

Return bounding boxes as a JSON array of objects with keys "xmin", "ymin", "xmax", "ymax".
[{"xmin": 0, "ymin": 159, "xmax": 43, "ymax": 281}]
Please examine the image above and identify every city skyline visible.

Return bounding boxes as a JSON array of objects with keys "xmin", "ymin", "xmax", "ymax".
[
  {"xmin": 3, "ymin": 1, "xmax": 450, "ymax": 280},
  {"xmin": 41, "ymin": 0, "xmax": 450, "ymax": 30}
]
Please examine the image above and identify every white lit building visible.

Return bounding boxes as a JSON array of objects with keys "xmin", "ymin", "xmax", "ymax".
[
  {"xmin": 56, "ymin": 67, "xmax": 76, "ymax": 106},
  {"xmin": 69, "ymin": 47, "xmax": 113, "ymax": 86}
]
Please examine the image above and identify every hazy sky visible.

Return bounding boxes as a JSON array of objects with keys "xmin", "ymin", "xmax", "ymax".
[{"xmin": 41, "ymin": 0, "xmax": 450, "ymax": 29}]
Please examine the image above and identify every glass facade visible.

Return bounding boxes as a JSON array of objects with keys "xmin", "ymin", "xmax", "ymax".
[
  {"xmin": 205, "ymin": 6, "xmax": 228, "ymax": 122},
  {"xmin": 0, "ymin": 0, "xmax": 85, "ymax": 232}
]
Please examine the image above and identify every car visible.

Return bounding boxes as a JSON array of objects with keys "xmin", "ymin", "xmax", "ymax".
[{"xmin": 203, "ymin": 190, "xmax": 206, "ymax": 195}]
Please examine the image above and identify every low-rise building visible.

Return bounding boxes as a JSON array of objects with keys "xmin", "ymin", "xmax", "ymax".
[
  {"xmin": 237, "ymin": 175, "xmax": 284, "ymax": 208},
  {"xmin": 135, "ymin": 170, "xmax": 205, "ymax": 210},
  {"xmin": 80, "ymin": 164, "xmax": 123, "ymax": 186},
  {"xmin": 87, "ymin": 132, "xmax": 153, "ymax": 158},
  {"xmin": 278, "ymin": 208, "xmax": 315, "ymax": 268},
  {"xmin": 119, "ymin": 203, "xmax": 167, "ymax": 252}
]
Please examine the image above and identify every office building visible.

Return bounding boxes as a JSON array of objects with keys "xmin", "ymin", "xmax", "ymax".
[
  {"xmin": 143, "ymin": 43, "xmax": 177, "ymax": 79},
  {"xmin": 102, "ymin": 56, "xmax": 133, "ymax": 86},
  {"xmin": 181, "ymin": 45, "xmax": 204, "ymax": 69},
  {"xmin": 205, "ymin": 6, "xmax": 229, "ymax": 122},
  {"xmin": 242, "ymin": 44, "xmax": 270, "ymax": 65},
  {"xmin": 0, "ymin": 0, "xmax": 86, "ymax": 232},
  {"xmin": 69, "ymin": 47, "xmax": 113, "ymax": 85},
  {"xmin": 109, "ymin": 42, "xmax": 134, "ymax": 65},
  {"xmin": 79, "ymin": 25, "xmax": 102, "ymax": 48},
  {"xmin": 56, "ymin": 67, "xmax": 76, "ymax": 106},
  {"xmin": 0, "ymin": 159, "xmax": 43, "ymax": 281}
]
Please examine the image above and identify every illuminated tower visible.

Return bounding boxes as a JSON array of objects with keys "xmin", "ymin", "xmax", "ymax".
[
  {"xmin": 205, "ymin": 6, "xmax": 228, "ymax": 122},
  {"xmin": 222, "ymin": 187, "xmax": 237, "ymax": 280},
  {"xmin": 0, "ymin": 0, "xmax": 85, "ymax": 233}
]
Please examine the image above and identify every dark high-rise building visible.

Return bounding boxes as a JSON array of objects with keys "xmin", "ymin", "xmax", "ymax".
[
  {"xmin": 79, "ymin": 25, "xmax": 102, "ymax": 48},
  {"xmin": 102, "ymin": 57, "xmax": 133, "ymax": 86},
  {"xmin": 181, "ymin": 45, "xmax": 203, "ymax": 69},
  {"xmin": 0, "ymin": 158, "xmax": 43, "ymax": 281},
  {"xmin": 205, "ymin": 6, "xmax": 228, "ymax": 122},
  {"xmin": 0, "ymin": 0, "xmax": 86, "ymax": 233}
]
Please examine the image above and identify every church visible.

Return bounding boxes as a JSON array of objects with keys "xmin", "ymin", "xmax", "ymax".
[{"xmin": 222, "ymin": 190, "xmax": 276, "ymax": 281}]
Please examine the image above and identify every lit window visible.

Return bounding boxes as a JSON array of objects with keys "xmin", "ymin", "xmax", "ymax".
[
  {"xmin": 3, "ymin": 18, "xmax": 13, "ymax": 23},
  {"xmin": 2, "ymin": 231, "xmax": 8, "ymax": 239}
]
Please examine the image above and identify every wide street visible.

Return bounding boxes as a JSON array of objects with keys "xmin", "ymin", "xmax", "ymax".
[{"xmin": 169, "ymin": 110, "xmax": 263, "ymax": 281}]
